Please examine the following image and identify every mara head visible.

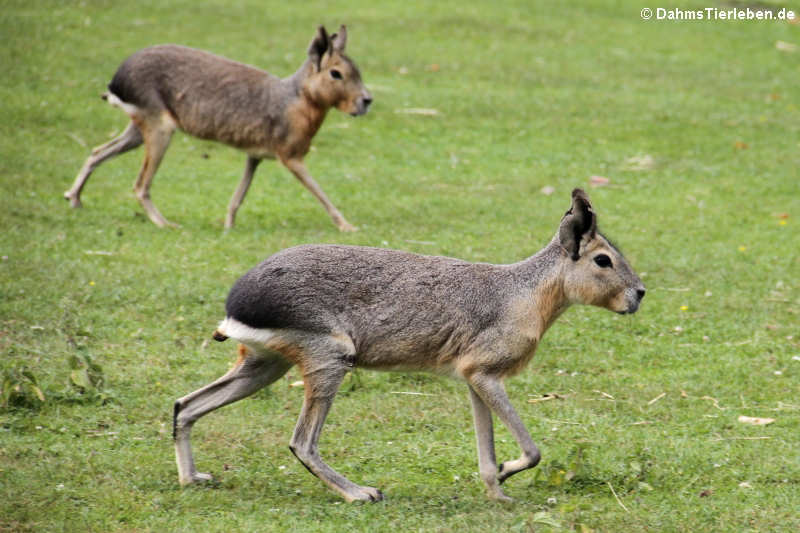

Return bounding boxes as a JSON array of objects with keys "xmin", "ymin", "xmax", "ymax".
[
  {"xmin": 557, "ymin": 189, "xmax": 645, "ymax": 314},
  {"xmin": 305, "ymin": 25, "xmax": 372, "ymax": 116}
]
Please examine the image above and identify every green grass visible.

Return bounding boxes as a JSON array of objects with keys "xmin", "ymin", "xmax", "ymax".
[{"xmin": 2, "ymin": 0, "xmax": 799, "ymax": 531}]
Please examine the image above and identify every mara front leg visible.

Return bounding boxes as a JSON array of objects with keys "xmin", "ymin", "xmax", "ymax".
[
  {"xmin": 224, "ymin": 156, "xmax": 261, "ymax": 229},
  {"xmin": 468, "ymin": 385, "xmax": 512, "ymax": 501},
  {"xmin": 467, "ymin": 372, "xmax": 541, "ymax": 499},
  {"xmin": 280, "ymin": 157, "xmax": 356, "ymax": 232}
]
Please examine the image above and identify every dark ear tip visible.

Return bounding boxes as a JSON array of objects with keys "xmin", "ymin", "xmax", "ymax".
[{"xmin": 571, "ymin": 188, "xmax": 588, "ymax": 199}]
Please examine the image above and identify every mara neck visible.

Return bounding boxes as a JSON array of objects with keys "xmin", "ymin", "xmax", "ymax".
[{"xmin": 509, "ymin": 241, "xmax": 571, "ymax": 339}]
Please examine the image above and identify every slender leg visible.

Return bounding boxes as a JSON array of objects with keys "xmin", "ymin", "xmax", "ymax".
[
  {"xmin": 224, "ymin": 156, "xmax": 261, "ymax": 229},
  {"xmin": 468, "ymin": 373, "xmax": 541, "ymax": 494},
  {"xmin": 173, "ymin": 351, "xmax": 293, "ymax": 486},
  {"xmin": 133, "ymin": 117, "xmax": 177, "ymax": 227},
  {"xmin": 289, "ymin": 365, "xmax": 382, "ymax": 502},
  {"xmin": 65, "ymin": 122, "xmax": 143, "ymax": 207},
  {"xmin": 280, "ymin": 157, "xmax": 357, "ymax": 232},
  {"xmin": 468, "ymin": 386, "xmax": 511, "ymax": 501}
]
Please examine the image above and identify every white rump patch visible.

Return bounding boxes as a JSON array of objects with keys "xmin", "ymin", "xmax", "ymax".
[
  {"xmin": 217, "ymin": 317, "xmax": 279, "ymax": 345},
  {"xmin": 105, "ymin": 91, "xmax": 141, "ymax": 118}
]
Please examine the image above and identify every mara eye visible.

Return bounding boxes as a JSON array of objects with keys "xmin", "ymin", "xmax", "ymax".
[
  {"xmin": 330, "ymin": 69, "xmax": 343, "ymax": 80},
  {"xmin": 594, "ymin": 254, "xmax": 613, "ymax": 268}
]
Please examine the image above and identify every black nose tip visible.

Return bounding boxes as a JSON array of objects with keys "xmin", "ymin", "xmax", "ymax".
[
  {"xmin": 636, "ymin": 289, "xmax": 646, "ymax": 301},
  {"xmin": 363, "ymin": 97, "xmax": 373, "ymax": 107}
]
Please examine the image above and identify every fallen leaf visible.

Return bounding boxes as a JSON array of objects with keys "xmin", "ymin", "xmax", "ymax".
[
  {"xmin": 699, "ymin": 489, "xmax": 713, "ymax": 497},
  {"xmin": 589, "ymin": 175, "xmax": 610, "ymax": 187},
  {"xmin": 734, "ymin": 141, "xmax": 748, "ymax": 150},
  {"xmin": 775, "ymin": 40, "xmax": 798, "ymax": 52},
  {"xmin": 739, "ymin": 481, "xmax": 752, "ymax": 488},
  {"xmin": 738, "ymin": 415, "xmax": 775, "ymax": 426},
  {"xmin": 426, "ymin": 63, "xmax": 440, "ymax": 72}
]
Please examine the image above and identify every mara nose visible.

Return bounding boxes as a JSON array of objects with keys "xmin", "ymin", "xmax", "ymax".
[
  {"xmin": 363, "ymin": 95, "xmax": 373, "ymax": 108},
  {"xmin": 636, "ymin": 288, "xmax": 646, "ymax": 301}
]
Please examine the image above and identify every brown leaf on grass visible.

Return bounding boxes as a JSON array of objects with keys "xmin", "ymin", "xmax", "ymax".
[
  {"xmin": 589, "ymin": 175, "xmax": 610, "ymax": 187},
  {"xmin": 699, "ymin": 489, "xmax": 713, "ymax": 498},
  {"xmin": 738, "ymin": 415, "xmax": 775, "ymax": 426},
  {"xmin": 734, "ymin": 141, "xmax": 748, "ymax": 150}
]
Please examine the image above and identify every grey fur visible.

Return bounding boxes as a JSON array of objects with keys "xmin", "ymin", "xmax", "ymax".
[{"xmin": 174, "ymin": 189, "xmax": 645, "ymax": 502}]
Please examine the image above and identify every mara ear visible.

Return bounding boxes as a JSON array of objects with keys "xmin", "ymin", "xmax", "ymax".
[
  {"xmin": 331, "ymin": 24, "xmax": 347, "ymax": 53},
  {"xmin": 558, "ymin": 188, "xmax": 597, "ymax": 260},
  {"xmin": 308, "ymin": 25, "xmax": 329, "ymax": 71}
]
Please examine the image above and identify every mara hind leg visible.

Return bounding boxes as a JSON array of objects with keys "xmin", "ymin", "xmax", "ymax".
[
  {"xmin": 287, "ymin": 339, "xmax": 383, "ymax": 502},
  {"xmin": 65, "ymin": 121, "xmax": 143, "ymax": 207},
  {"xmin": 133, "ymin": 113, "xmax": 179, "ymax": 227},
  {"xmin": 288, "ymin": 365, "xmax": 383, "ymax": 502},
  {"xmin": 173, "ymin": 346, "xmax": 293, "ymax": 485}
]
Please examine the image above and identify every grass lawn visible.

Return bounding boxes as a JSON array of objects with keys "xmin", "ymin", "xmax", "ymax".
[{"xmin": 1, "ymin": 0, "xmax": 799, "ymax": 531}]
